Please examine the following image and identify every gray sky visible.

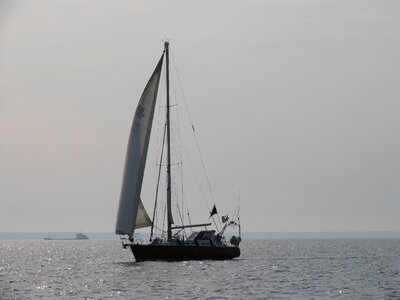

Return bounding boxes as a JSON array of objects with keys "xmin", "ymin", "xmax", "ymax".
[{"xmin": 1, "ymin": 0, "xmax": 399, "ymax": 233}]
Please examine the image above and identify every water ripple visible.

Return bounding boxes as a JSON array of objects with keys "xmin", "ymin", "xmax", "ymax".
[{"xmin": 1, "ymin": 239, "xmax": 399, "ymax": 299}]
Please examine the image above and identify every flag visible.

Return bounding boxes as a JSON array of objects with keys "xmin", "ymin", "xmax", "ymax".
[
  {"xmin": 209, "ymin": 205, "xmax": 217, "ymax": 218},
  {"xmin": 222, "ymin": 215, "xmax": 229, "ymax": 223}
]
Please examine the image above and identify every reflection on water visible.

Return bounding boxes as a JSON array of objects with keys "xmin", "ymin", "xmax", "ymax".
[{"xmin": 1, "ymin": 239, "xmax": 399, "ymax": 299}]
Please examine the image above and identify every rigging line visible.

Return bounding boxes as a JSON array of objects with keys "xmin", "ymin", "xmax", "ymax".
[
  {"xmin": 231, "ymin": 191, "xmax": 239, "ymax": 220},
  {"xmin": 171, "ymin": 88, "xmax": 184, "ymax": 163},
  {"xmin": 179, "ymin": 175, "xmax": 191, "ymax": 229},
  {"xmin": 172, "ymin": 111, "xmax": 184, "ymax": 165},
  {"xmin": 211, "ymin": 215, "xmax": 219, "ymax": 233},
  {"xmin": 170, "ymin": 68, "xmax": 178, "ymax": 107},
  {"xmin": 169, "ymin": 104, "xmax": 186, "ymax": 229},
  {"xmin": 171, "ymin": 49, "xmax": 222, "ymax": 229},
  {"xmin": 170, "ymin": 161, "xmax": 186, "ymax": 234},
  {"xmin": 171, "ymin": 119, "xmax": 210, "ymax": 207},
  {"xmin": 181, "ymin": 162, "xmax": 185, "ymax": 225},
  {"xmin": 170, "ymin": 100, "xmax": 186, "ymax": 226},
  {"xmin": 150, "ymin": 123, "xmax": 167, "ymax": 241},
  {"xmin": 161, "ymin": 201, "xmax": 167, "ymax": 239},
  {"xmin": 170, "ymin": 49, "xmax": 193, "ymax": 127},
  {"xmin": 170, "ymin": 48, "xmax": 219, "ymax": 231},
  {"xmin": 230, "ymin": 189, "xmax": 240, "ymax": 220},
  {"xmin": 159, "ymin": 104, "xmax": 177, "ymax": 108},
  {"xmin": 153, "ymin": 81, "xmax": 166, "ymax": 235},
  {"xmin": 156, "ymin": 180, "xmax": 168, "ymax": 237},
  {"xmin": 187, "ymin": 211, "xmax": 192, "ymax": 228},
  {"xmin": 156, "ymin": 162, "xmax": 182, "ymax": 167},
  {"xmin": 154, "ymin": 77, "xmax": 165, "ymax": 201},
  {"xmin": 236, "ymin": 195, "xmax": 241, "ymax": 220},
  {"xmin": 173, "ymin": 124, "xmax": 220, "ymax": 231},
  {"xmin": 172, "ymin": 102, "xmax": 193, "ymax": 231},
  {"xmin": 193, "ymin": 133, "xmax": 222, "ymax": 229},
  {"xmin": 231, "ymin": 205, "xmax": 238, "ymax": 222},
  {"xmin": 152, "ymin": 224, "xmax": 167, "ymax": 234},
  {"xmin": 156, "ymin": 71, "xmax": 166, "ymax": 161},
  {"xmin": 170, "ymin": 50, "xmax": 219, "ymax": 206},
  {"xmin": 173, "ymin": 188, "xmax": 186, "ymax": 237}
]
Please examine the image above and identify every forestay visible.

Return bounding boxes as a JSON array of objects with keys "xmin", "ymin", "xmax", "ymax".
[{"xmin": 115, "ymin": 55, "xmax": 164, "ymax": 236}]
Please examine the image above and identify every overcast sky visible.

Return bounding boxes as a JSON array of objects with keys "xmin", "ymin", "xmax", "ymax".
[{"xmin": 1, "ymin": 0, "xmax": 399, "ymax": 233}]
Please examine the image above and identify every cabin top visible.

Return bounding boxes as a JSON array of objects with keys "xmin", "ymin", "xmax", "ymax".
[{"xmin": 187, "ymin": 230, "xmax": 216, "ymax": 241}]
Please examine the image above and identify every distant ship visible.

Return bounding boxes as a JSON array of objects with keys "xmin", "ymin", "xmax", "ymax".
[{"xmin": 44, "ymin": 233, "xmax": 89, "ymax": 240}]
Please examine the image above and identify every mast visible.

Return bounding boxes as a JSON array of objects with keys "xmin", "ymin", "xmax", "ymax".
[{"xmin": 165, "ymin": 41, "xmax": 173, "ymax": 241}]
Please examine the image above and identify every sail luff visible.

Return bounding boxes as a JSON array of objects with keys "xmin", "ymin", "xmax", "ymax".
[{"xmin": 115, "ymin": 54, "xmax": 164, "ymax": 236}]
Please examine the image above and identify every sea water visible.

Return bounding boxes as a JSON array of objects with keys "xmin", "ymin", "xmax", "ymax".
[{"xmin": 1, "ymin": 239, "xmax": 399, "ymax": 299}]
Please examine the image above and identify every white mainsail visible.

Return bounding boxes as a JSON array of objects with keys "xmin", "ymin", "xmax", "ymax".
[{"xmin": 115, "ymin": 55, "xmax": 164, "ymax": 236}]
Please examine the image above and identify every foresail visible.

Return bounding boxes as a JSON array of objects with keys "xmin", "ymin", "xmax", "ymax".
[
  {"xmin": 135, "ymin": 198, "xmax": 152, "ymax": 229},
  {"xmin": 115, "ymin": 55, "xmax": 164, "ymax": 236}
]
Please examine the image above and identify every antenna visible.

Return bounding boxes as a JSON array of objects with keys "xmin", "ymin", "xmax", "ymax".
[{"xmin": 237, "ymin": 189, "xmax": 241, "ymax": 219}]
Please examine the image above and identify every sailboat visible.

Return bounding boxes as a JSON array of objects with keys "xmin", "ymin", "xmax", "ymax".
[{"xmin": 115, "ymin": 42, "xmax": 241, "ymax": 261}]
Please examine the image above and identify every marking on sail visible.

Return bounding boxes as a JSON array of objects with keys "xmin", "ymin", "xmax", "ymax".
[{"xmin": 136, "ymin": 105, "xmax": 145, "ymax": 118}]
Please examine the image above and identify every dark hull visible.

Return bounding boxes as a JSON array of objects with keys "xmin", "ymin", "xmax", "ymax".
[{"xmin": 130, "ymin": 244, "xmax": 240, "ymax": 261}]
